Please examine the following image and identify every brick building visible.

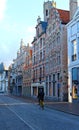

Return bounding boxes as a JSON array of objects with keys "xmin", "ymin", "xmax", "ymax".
[
  {"xmin": 22, "ymin": 44, "xmax": 32, "ymax": 96},
  {"xmin": 31, "ymin": 1, "xmax": 70, "ymax": 101},
  {"xmin": 31, "ymin": 16, "xmax": 47, "ymax": 97},
  {"xmin": 10, "ymin": 39, "xmax": 30, "ymax": 95},
  {"xmin": 44, "ymin": 1, "xmax": 70, "ymax": 101}
]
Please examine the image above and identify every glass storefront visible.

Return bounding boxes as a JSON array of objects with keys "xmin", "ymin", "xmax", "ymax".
[{"xmin": 72, "ymin": 67, "xmax": 79, "ymax": 101}]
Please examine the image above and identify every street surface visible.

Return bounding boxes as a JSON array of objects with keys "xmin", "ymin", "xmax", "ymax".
[{"xmin": 0, "ymin": 94, "xmax": 79, "ymax": 130}]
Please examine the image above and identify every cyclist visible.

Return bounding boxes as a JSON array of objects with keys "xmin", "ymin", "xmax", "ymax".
[{"xmin": 38, "ymin": 89, "xmax": 44, "ymax": 109}]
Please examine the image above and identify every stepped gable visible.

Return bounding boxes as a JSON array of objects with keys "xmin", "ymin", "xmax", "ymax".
[{"xmin": 57, "ymin": 9, "xmax": 70, "ymax": 24}]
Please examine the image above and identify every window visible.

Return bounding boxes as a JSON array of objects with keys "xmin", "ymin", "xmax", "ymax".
[
  {"xmin": 53, "ymin": 74, "xmax": 55, "ymax": 81},
  {"xmin": 49, "ymin": 27, "xmax": 51, "ymax": 34},
  {"xmin": 53, "ymin": 23, "xmax": 55, "ymax": 30},
  {"xmin": 43, "ymin": 66, "xmax": 45, "ymax": 77},
  {"xmin": 46, "ymin": 76, "xmax": 48, "ymax": 82},
  {"xmin": 43, "ymin": 50, "xmax": 45, "ymax": 59},
  {"xmin": 46, "ymin": 9, "xmax": 48, "ymax": 16},
  {"xmin": 57, "ymin": 52, "xmax": 61, "ymax": 65},
  {"xmin": 40, "ymin": 38, "xmax": 42, "ymax": 48},
  {"xmin": 71, "ymin": 24, "xmax": 76, "ymax": 36},
  {"xmin": 43, "ymin": 38, "xmax": 45, "ymax": 45},
  {"xmin": 57, "ymin": 32, "xmax": 60, "ymax": 44},
  {"xmin": 40, "ymin": 52, "xmax": 42, "ymax": 61},
  {"xmin": 34, "ymin": 44, "xmax": 35, "ymax": 52},
  {"xmin": 72, "ymin": 68, "xmax": 77, "ymax": 81},
  {"xmin": 77, "ymin": 21, "xmax": 79, "ymax": 32},
  {"xmin": 34, "ymin": 56, "xmax": 35, "ymax": 64},
  {"xmin": 39, "ymin": 68, "xmax": 42, "ymax": 81},
  {"xmin": 49, "ymin": 75, "xmax": 51, "ymax": 82},
  {"xmin": 33, "ymin": 70, "xmax": 35, "ymax": 79},
  {"xmin": 57, "ymin": 73, "xmax": 60, "ymax": 81},
  {"xmin": 72, "ymin": 67, "xmax": 79, "ymax": 85},
  {"xmin": 72, "ymin": 40, "xmax": 77, "ymax": 61},
  {"xmin": 78, "ymin": 38, "xmax": 79, "ymax": 59},
  {"xmin": 52, "ymin": 54, "xmax": 56, "ymax": 66},
  {"xmin": 46, "ymin": 82, "xmax": 48, "ymax": 96},
  {"xmin": 36, "ymin": 69, "xmax": 37, "ymax": 79}
]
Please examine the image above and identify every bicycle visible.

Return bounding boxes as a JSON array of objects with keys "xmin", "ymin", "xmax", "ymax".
[{"xmin": 40, "ymin": 100, "xmax": 44, "ymax": 109}]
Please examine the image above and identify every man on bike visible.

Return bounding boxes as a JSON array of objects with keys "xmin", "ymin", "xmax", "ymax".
[{"xmin": 38, "ymin": 89, "xmax": 44, "ymax": 109}]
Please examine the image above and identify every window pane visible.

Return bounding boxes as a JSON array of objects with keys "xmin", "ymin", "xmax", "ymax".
[{"xmin": 72, "ymin": 68, "xmax": 77, "ymax": 81}]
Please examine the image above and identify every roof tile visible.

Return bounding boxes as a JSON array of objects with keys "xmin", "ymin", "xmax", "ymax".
[{"xmin": 57, "ymin": 9, "xmax": 70, "ymax": 24}]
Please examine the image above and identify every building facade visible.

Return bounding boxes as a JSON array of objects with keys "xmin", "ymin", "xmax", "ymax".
[
  {"xmin": 31, "ymin": 1, "xmax": 69, "ymax": 101},
  {"xmin": 0, "ymin": 63, "xmax": 8, "ymax": 93},
  {"xmin": 44, "ymin": 1, "xmax": 69, "ymax": 101},
  {"xmin": 31, "ymin": 16, "xmax": 47, "ymax": 97},
  {"xmin": 22, "ymin": 44, "xmax": 32, "ymax": 96},
  {"xmin": 10, "ymin": 39, "xmax": 29, "ymax": 95},
  {"xmin": 67, "ymin": 0, "xmax": 79, "ymax": 102}
]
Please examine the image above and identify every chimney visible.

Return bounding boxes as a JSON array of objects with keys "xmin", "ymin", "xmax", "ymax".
[{"xmin": 70, "ymin": 0, "xmax": 78, "ymax": 20}]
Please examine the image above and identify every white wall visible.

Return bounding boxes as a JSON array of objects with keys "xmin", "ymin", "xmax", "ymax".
[{"xmin": 67, "ymin": 10, "xmax": 79, "ymax": 102}]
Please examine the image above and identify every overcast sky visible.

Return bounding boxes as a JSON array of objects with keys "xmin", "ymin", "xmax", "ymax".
[{"xmin": 0, "ymin": 0, "xmax": 70, "ymax": 67}]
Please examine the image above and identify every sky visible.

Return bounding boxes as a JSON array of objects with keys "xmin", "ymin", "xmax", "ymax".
[{"xmin": 0, "ymin": 0, "xmax": 71, "ymax": 67}]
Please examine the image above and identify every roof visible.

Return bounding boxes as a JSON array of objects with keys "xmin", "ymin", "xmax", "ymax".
[
  {"xmin": 36, "ymin": 21, "xmax": 47, "ymax": 32},
  {"xmin": 0, "ymin": 63, "xmax": 5, "ymax": 73},
  {"xmin": 0, "ymin": 63, "xmax": 8, "ymax": 73},
  {"xmin": 41, "ymin": 21, "xmax": 48, "ymax": 32},
  {"xmin": 57, "ymin": 9, "xmax": 70, "ymax": 24},
  {"xmin": 32, "ymin": 21, "xmax": 47, "ymax": 44}
]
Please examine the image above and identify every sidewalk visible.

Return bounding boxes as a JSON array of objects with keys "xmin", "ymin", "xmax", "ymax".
[
  {"xmin": 45, "ymin": 101, "xmax": 79, "ymax": 116},
  {"xmin": 7, "ymin": 94, "xmax": 79, "ymax": 116}
]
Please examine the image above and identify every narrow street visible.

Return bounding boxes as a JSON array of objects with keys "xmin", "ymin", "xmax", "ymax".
[{"xmin": 0, "ymin": 94, "xmax": 79, "ymax": 130}]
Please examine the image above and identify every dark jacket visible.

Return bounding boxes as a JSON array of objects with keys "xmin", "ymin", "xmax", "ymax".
[{"xmin": 38, "ymin": 91, "xmax": 44, "ymax": 101}]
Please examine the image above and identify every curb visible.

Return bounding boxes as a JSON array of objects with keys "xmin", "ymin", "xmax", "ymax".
[{"xmin": 45, "ymin": 105, "xmax": 79, "ymax": 116}]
